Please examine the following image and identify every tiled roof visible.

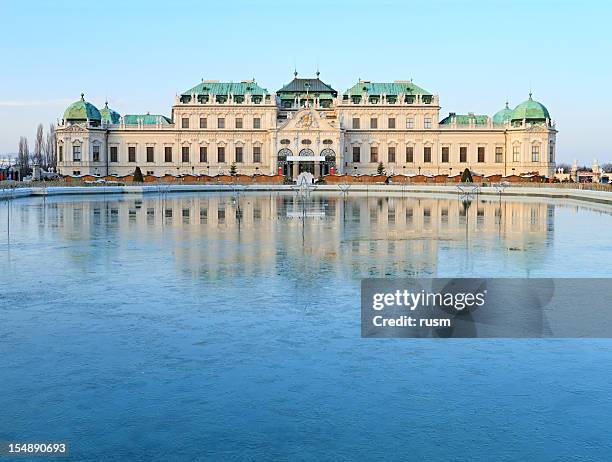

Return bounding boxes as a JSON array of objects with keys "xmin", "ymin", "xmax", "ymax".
[
  {"xmin": 277, "ymin": 78, "xmax": 337, "ymax": 95},
  {"xmin": 181, "ymin": 81, "xmax": 268, "ymax": 96},
  {"xmin": 123, "ymin": 114, "xmax": 171, "ymax": 125},
  {"xmin": 344, "ymin": 81, "xmax": 432, "ymax": 96},
  {"xmin": 440, "ymin": 114, "xmax": 489, "ymax": 125}
]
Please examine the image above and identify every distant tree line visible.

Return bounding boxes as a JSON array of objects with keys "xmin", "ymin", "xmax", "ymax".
[{"xmin": 15, "ymin": 123, "xmax": 56, "ymax": 177}]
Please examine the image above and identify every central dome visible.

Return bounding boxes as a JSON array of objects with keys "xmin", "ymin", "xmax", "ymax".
[
  {"xmin": 511, "ymin": 94, "xmax": 550, "ymax": 121},
  {"xmin": 64, "ymin": 94, "xmax": 101, "ymax": 122}
]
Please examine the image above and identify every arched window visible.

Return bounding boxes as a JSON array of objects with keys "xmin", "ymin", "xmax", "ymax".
[
  {"xmin": 299, "ymin": 149, "xmax": 314, "ymax": 156},
  {"xmin": 321, "ymin": 148, "xmax": 336, "ymax": 163},
  {"xmin": 278, "ymin": 148, "xmax": 292, "ymax": 160}
]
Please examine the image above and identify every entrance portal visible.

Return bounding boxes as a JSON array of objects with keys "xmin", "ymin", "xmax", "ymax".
[{"xmin": 299, "ymin": 162, "xmax": 315, "ymax": 175}]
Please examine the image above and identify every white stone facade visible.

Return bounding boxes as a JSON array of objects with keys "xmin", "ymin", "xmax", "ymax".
[{"xmin": 56, "ymin": 78, "xmax": 557, "ymax": 178}]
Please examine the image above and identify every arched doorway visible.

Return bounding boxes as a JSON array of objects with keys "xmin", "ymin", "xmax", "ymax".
[
  {"xmin": 298, "ymin": 149, "xmax": 315, "ymax": 175},
  {"xmin": 321, "ymin": 148, "xmax": 336, "ymax": 176},
  {"xmin": 277, "ymin": 148, "xmax": 292, "ymax": 177}
]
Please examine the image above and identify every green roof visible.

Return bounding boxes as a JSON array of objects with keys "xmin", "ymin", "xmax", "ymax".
[
  {"xmin": 123, "ymin": 114, "xmax": 171, "ymax": 125},
  {"xmin": 492, "ymin": 102, "xmax": 513, "ymax": 125},
  {"xmin": 64, "ymin": 94, "xmax": 101, "ymax": 121},
  {"xmin": 344, "ymin": 81, "xmax": 432, "ymax": 97},
  {"xmin": 440, "ymin": 113, "xmax": 489, "ymax": 125},
  {"xmin": 181, "ymin": 80, "xmax": 268, "ymax": 97},
  {"xmin": 277, "ymin": 75, "xmax": 337, "ymax": 95},
  {"xmin": 100, "ymin": 101, "xmax": 121, "ymax": 124},
  {"xmin": 511, "ymin": 94, "xmax": 550, "ymax": 121}
]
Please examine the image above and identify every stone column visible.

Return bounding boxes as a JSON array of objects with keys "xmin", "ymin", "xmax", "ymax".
[{"xmin": 292, "ymin": 161, "xmax": 298, "ymax": 179}]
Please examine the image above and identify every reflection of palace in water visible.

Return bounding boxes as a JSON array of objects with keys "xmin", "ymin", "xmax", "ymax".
[{"xmin": 39, "ymin": 193, "xmax": 555, "ymax": 277}]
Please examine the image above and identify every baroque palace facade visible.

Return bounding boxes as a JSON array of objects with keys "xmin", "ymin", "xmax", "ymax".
[{"xmin": 56, "ymin": 73, "xmax": 557, "ymax": 179}]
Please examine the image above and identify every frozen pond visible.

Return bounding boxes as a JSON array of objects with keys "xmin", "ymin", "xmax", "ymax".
[{"xmin": 2, "ymin": 191, "xmax": 612, "ymax": 461}]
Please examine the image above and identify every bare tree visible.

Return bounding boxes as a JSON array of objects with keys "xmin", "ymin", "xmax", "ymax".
[
  {"xmin": 33, "ymin": 123, "xmax": 44, "ymax": 167},
  {"xmin": 44, "ymin": 123, "xmax": 56, "ymax": 170},
  {"xmin": 17, "ymin": 136, "xmax": 30, "ymax": 177}
]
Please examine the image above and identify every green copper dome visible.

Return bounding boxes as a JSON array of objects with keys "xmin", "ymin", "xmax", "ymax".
[
  {"xmin": 492, "ymin": 102, "xmax": 513, "ymax": 125},
  {"xmin": 511, "ymin": 94, "xmax": 550, "ymax": 121},
  {"xmin": 100, "ymin": 101, "xmax": 120, "ymax": 124},
  {"xmin": 64, "ymin": 94, "xmax": 101, "ymax": 121}
]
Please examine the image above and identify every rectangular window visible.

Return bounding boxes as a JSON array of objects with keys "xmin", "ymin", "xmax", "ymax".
[
  {"xmin": 253, "ymin": 146, "xmax": 261, "ymax": 163},
  {"xmin": 532, "ymin": 145, "xmax": 540, "ymax": 162},
  {"xmin": 370, "ymin": 117, "xmax": 377, "ymax": 129},
  {"xmin": 199, "ymin": 117, "xmax": 207, "ymax": 129},
  {"xmin": 110, "ymin": 146, "xmax": 117, "ymax": 162},
  {"xmin": 424, "ymin": 147, "xmax": 432, "ymax": 163},
  {"xmin": 59, "ymin": 145, "xmax": 63, "ymax": 162},
  {"xmin": 388, "ymin": 117, "xmax": 396, "ymax": 129},
  {"xmin": 495, "ymin": 147, "xmax": 503, "ymax": 163},
  {"xmin": 352, "ymin": 146, "xmax": 360, "ymax": 162},
  {"xmin": 406, "ymin": 118, "xmax": 414, "ymax": 129},
  {"xmin": 235, "ymin": 117, "xmax": 243, "ymax": 129},
  {"xmin": 218, "ymin": 146, "xmax": 225, "ymax": 163},
  {"xmin": 253, "ymin": 117, "xmax": 261, "ymax": 129},
  {"xmin": 549, "ymin": 141, "xmax": 554, "ymax": 162},
  {"xmin": 370, "ymin": 146, "xmax": 378, "ymax": 163},
  {"xmin": 92, "ymin": 145, "xmax": 100, "ymax": 162},
  {"xmin": 199, "ymin": 146, "xmax": 207, "ymax": 163},
  {"xmin": 181, "ymin": 117, "xmax": 189, "ymax": 129},
  {"xmin": 352, "ymin": 117, "xmax": 360, "ymax": 129},
  {"xmin": 146, "ymin": 146, "xmax": 154, "ymax": 163},
  {"xmin": 424, "ymin": 117, "xmax": 432, "ymax": 129},
  {"xmin": 218, "ymin": 117, "xmax": 225, "ymax": 129},
  {"xmin": 442, "ymin": 147, "xmax": 449, "ymax": 163},
  {"xmin": 182, "ymin": 146, "xmax": 189, "ymax": 163},
  {"xmin": 164, "ymin": 146, "xmax": 172, "ymax": 163},
  {"xmin": 406, "ymin": 146, "xmax": 414, "ymax": 163},
  {"xmin": 235, "ymin": 146, "xmax": 243, "ymax": 163},
  {"xmin": 128, "ymin": 146, "xmax": 136, "ymax": 163},
  {"xmin": 73, "ymin": 145, "xmax": 81, "ymax": 162},
  {"xmin": 513, "ymin": 145, "xmax": 520, "ymax": 162},
  {"xmin": 478, "ymin": 146, "xmax": 485, "ymax": 163},
  {"xmin": 388, "ymin": 146, "xmax": 396, "ymax": 163},
  {"xmin": 460, "ymin": 146, "xmax": 467, "ymax": 163}
]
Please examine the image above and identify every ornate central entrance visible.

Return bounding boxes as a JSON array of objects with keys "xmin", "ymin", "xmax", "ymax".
[{"xmin": 277, "ymin": 148, "xmax": 336, "ymax": 180}]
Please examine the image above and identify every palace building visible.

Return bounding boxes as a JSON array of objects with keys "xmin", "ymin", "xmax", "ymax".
[{"xmin": 56, "ymin": 73, "xmax": 557, "ymax": 179}]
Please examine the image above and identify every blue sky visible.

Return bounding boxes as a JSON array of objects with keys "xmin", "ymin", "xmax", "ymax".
[{"xmin": 0, "ymin": 0, "xmax": 610, "ymax": 163}]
